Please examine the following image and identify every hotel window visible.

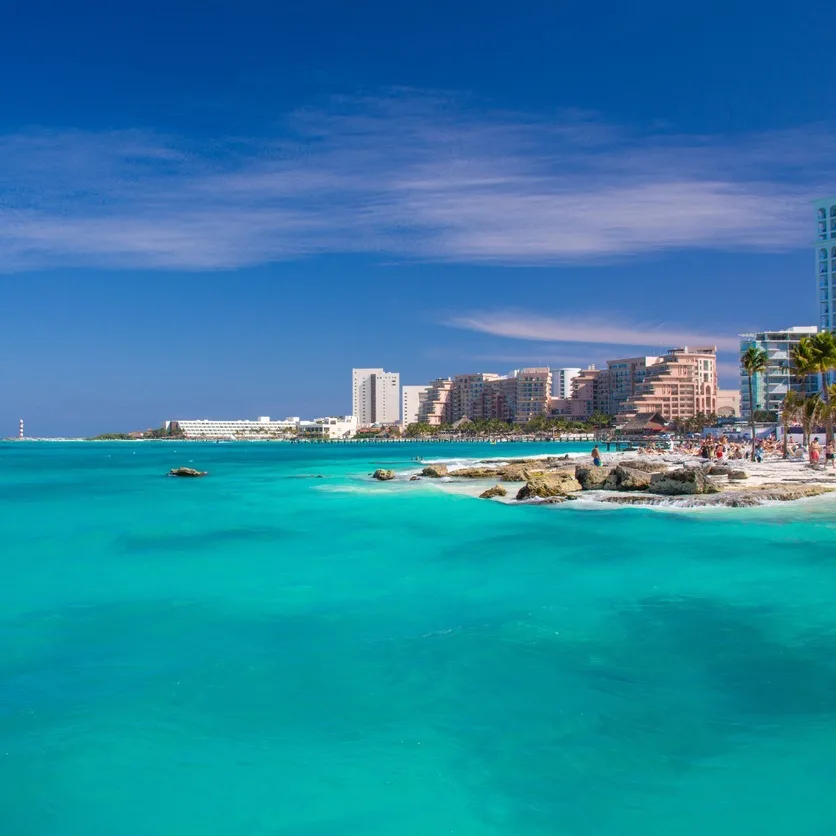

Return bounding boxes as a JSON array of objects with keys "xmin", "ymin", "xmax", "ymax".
[
  {"xmin": 831, "ymin": 206, "xmax": 836, "ymax": 217},
  {"xmin": 820, "ymin": 208, "xmax": 827, "ymax": 220}
]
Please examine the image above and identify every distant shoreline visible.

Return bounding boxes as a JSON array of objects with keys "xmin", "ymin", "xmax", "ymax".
[{"xmin": 1, "ymin": 436, "xmax": 597, "ymax": 444}]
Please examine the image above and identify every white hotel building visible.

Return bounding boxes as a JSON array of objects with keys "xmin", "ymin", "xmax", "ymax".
[
  {"xmin": 352, "ymin": 368, "xmax": 400, "ymax": 425},
  {"xmin": 166, "ymin": 416, "xmax": 300, "ymax": 439}
]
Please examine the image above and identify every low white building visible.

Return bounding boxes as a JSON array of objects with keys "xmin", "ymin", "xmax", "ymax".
[
  {"xmin": 166, "ymin": 416, "xmax": 300, "ymax": 439},
  {"xmin": 297, "ymin": 415, "xmax": 359, "ymax": 439}
]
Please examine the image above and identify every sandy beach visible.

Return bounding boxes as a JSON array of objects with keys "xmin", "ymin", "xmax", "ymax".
[{"xmin": 387, "ymin": 450, "xmax": 836, "ymax": 509}]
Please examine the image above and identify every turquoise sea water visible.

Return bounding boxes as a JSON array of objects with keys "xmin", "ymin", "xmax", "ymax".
[{"xmin": 3, "ymin": 441, "xmax": 836, "ymax": 835}]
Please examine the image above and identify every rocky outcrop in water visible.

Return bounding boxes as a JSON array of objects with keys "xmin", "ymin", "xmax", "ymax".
[
  {"xmin": 453, "ymin": 467, "xmax": 500, "ymax": 479},
  {"xmin": 602, "ymin": 484, "xmax": 832, "ymax": 508},
  {"xmin": 168, "ymin": 467, "xmax": 207, "ymax": 477},
  {"xmin": 516, "ymin": 470, "xmax": 583, "ymax": 500},
  {"xmin": 617, "ymin": 459, "xmax": 669, "ymax": 473},
  {"xmin": 648, "ymin": 467, "xmax": 719, "ymax": 495},
  {"xmin": 575, "ymin": 465, "xmax": 614, "ymax": 489},
  {"xmin": 373, "ymin": 469, "xmax": 395, "ymax": 481},
  {"xmin": 499, "ymin": 463, "xmax": 535, "ymax": 481},
  {"xmin": 603, "ymin": 464, "xmax": 653, "ymax": 491},
  {"xmin": 479, "ymin": 484, "xmax": 507, "ymax": 499},
  {"xmin": 421, "ymin": 464, "xmax": 449, "ymax": 478}
]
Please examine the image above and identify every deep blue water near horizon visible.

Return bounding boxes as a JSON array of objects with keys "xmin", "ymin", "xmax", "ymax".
[{"xmin": 3, "ymin": 441, "xmax": 836, "ymax": 835}]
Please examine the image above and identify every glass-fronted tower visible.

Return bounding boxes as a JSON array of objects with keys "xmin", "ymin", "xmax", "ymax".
[{"xmin": 814, "ymin": 198, "xmax": 836, "ymax": 331}]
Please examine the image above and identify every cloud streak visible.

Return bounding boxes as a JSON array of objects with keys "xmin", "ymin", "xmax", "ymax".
[
  {"xmin": 0, "ymin": 94, "xmax": 831, "ymax": 271},
  {"xmin": 446, "ymin": 310, "xmax": 741, "ymax": 352}
]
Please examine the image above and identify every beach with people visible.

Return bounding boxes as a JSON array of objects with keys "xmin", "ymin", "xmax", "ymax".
[{"xmin": 372, "ymin": 442, "xmax": 836, "ymax": 509}]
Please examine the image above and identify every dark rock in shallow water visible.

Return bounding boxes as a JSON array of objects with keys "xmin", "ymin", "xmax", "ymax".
[
  {"xmin": 479, "ymin": 484, "xmax": 507, "ymax": 499},
  {"xmin": 168, "ymin": 467, "xmax": 207, "ymax": 477},
  {"xmin": 409, "ymin": 475, "xmax": 420, "ymax": 481},
  {"xmin": 372, "ymin": 469, "xmax": 395, "ymax": 481},
  {"xmin": 421, "ymin": 464, "xmax": 448, "ymax": 478}
]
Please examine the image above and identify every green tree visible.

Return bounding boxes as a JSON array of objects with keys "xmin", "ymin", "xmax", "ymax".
[
  {"xmin": 794, "ymin": 332, "xmax": 836, "ymax": 444},
  {"xmin": 801, "ymin": 394, "xmax": 822, "ymax": 448},
  {"xmin": 741, "ymin": 346, "xmax": 769, "ymax": 460},
  {"xmin": 780, "ymin": 390, "xmax": 804, "ymax": 458}
]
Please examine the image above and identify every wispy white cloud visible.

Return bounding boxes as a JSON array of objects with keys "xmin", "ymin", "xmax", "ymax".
[
  {"xmin": 0, "ymin": 93, "xmax": 831, "ymax": 271},
  {"xmin": 446, "ymin": 310, "xmax": 741, "ymax": 352}
]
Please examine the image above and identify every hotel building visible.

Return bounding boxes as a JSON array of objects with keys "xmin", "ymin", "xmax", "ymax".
[
  {"xmin": 351, "ymin": 368, "xmax": 400, "ymax": 425},
  {"xmin": 815, "ymin": 198, "xmax": 836, "ymax": 331},
  {"xmin": 416, "ymin": 378, "xmax": 454, "ymax": 425},
  {"xmin": 166, "ymin": 416, "xmax": 300, "ymax": 439},
  {"xmin": 513, "ymin": 368, "xmax": 553, "ymax": 423},
  {"xmin": 605, "ymin": 355, "xmax": 661, "ymax": 416},
  {"xmin": 297, "ymin": 416, "xmax": 359, "ymax": 439},
  {"xmin": 553, "ymin": 368, "xmax": 582, "ymax": 399},
  {"xmin": 551, "ymin": 367, "xmax": 609, "ymax": 418},
  {"xmin": 739, "ymin": 326, "xmax": 819, "ymax": 418},
  {"xmin": 401, "ymin": 384, "xmax": 431, "ymax": 427},
  {"xmin": 616, "ymin": 347, "xmax": 717, "ymax": 422}
]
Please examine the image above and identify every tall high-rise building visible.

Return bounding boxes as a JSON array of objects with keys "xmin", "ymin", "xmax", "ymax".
[
  {"xmin": 513, "ymin": 367, "xmax": 553, "ymax": 423},
  {"xmin": 451, "ymin": 373, "xmax": 501, "ymax": 420},
  {"xmin": 553, "ymin": 368, "xmax": 581, "ymax": 399},
  {"xmin": 605, "ymin": 356, "xmax": 661, "ymax": 415},
  {"xmin": 739, "ymin": 326, "xmax": 818, "ymax": 418},
  {"xmin": 352, "ymin": 368, "xmax": 400, "ymax": 425},
  {"xmin": 401, "ymin": 384, "xmax": 430, "ymax": 427},
  {"xmin": 815, "ymin": 198, "xmax": 836, "ymax": 331}
]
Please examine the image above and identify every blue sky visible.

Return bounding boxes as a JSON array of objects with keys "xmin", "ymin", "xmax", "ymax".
[{"xmin": 1, "ymin": 0, "xmax": 833, "ymax": 435}]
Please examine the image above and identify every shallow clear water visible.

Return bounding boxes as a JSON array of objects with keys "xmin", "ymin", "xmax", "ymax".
[{"xmin": 2, "ymin": 440, "xmax": 836, "ymax": 835}]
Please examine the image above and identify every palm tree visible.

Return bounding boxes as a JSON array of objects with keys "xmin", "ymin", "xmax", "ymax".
[
  {"xmin": 796, "ymin": 332, "xmax": 836, "ymax": 444},
  {"xmin": 800, "ymin": 395, "xmax": 822, "ymax": 449},
  {"xmin": 741, "ymin": 346, "xmax": 769, "ymax": 461},
  {"xmin": 780, "ymin": 390, "xmax": 804, "ymax": 458}
]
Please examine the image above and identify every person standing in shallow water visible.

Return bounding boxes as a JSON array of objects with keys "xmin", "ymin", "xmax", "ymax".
[{"xmin": 591, "ymin": 445, "xmax": 602, "ymax": 467}]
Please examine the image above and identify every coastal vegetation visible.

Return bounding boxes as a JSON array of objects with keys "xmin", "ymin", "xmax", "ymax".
[
  {"xmin": 792, "ymin": 332, "xmax": 836, "ymax": 444},
  {"xmin": 741, "ymin": 345, "xmax": 769, "ymax": 460},
  {"xmin": 404, "ymin": 415, "xmax": 611, "ymax": 438}
]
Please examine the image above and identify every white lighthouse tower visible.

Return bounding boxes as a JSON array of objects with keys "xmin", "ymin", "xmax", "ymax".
[{"xmin": 19, "ymin": 418, "xmax": 24, "ymax": 439}]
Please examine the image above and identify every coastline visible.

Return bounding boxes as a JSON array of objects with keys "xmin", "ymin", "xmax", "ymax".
[{"xmin": 371, "ymin": 450, "xmax": 836, "ymax": 510}]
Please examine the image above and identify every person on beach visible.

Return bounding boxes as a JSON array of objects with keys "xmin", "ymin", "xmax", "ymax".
[
  {"xmin": 826, "ymin": 440, "xmax": 835, "ymax": 469},
  {"xmin": 754, "ymin": 441, "xmax": 764, "ymax": 463},
  {"xmin": 591, "ymin": 445, "xmax": 602, "ymax": 467},
  {"xmin": 810, "ymin": 438, "xmax": 822, "ymax": 467}
]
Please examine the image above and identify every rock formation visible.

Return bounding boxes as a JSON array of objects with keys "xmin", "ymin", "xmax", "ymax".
[
  {"xmin": 603, "ymin": 465, "xmax": 653, "ymax": 491},
  {"xmin": 516, "ymin": 470, "xmax": 583, "ymax": 500},
  {"xmin": 575, "ymin": 465, "xmax": 614, "ymax": 489},
  {"xmin": 479, "ymin": 484, "xmax": 507, "ymax": 499},
  {"xmin": 452, "ymin": 467, "xmax": 500, "ymax": 479},
  {"xmin": 372, "ymin": 469, "xmax": 395, "ymax": 481},
  {"xmin": 168, "ymin": 467, "xmax": 207, "ymax": 477},
  {"xmin": 421, "ymin": 464, "xmax": 449, "ymax": 478},
  {"xmin": 648, "ymin": 467, "xmax": 719, "ymax": 495}
]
